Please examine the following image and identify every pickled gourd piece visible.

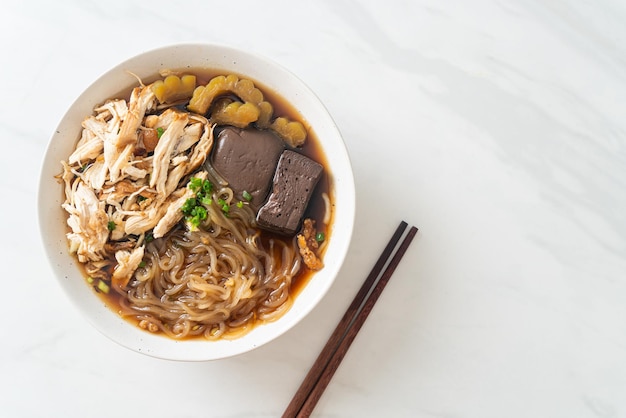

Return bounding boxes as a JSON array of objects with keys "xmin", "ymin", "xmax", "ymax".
[
  {"xmin": 151, "ymin": 75, "xmax": 196, "ymax": 104},
  {"xmin": 187, "ymin": 74, "xmax": 270, "ymax": 124},
  {"xmin": 187, "ymin": 75, "xmax": 242, "ymax": 114},
  {"xmin": 257, "ymin": 101, "xmax": 273, "ymax": 127},
  {"xmin": 212, "ymin": 100, "xmax": 261, "ymax": 128},
  {"xmin": 234, "ymin": 78, "xmax": 264, "ymax": 104},
  {"xmin": 188, "ymin": 74, "xmax": 307, "ymax": 145},
  {"xmin": 270, "ymin": 117, "xmax": 307, "ymax": 147}
]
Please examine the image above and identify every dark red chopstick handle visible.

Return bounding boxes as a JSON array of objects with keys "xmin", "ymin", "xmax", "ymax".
[
  {"xmin": 282, "ymin": 221, "xmax": 408, "ymax": 418},
  {"xmin": 294, "ymin": 226, "xmax": 418, "ymax": 417},
  {"xmin": 282, "ymin": 221, "xmax": 417, "ymax": 418}
]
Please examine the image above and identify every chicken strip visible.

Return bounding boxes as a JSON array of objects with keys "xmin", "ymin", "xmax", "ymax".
[
  {"xmin": 63, "ymin": 181, "xmax": 110, "ymax": 263},
  {"xmin": 112, "ymin": 246, "xmax": 145, "ymax": 288},
  {"xmin": 150, "ymin": 110, "xmax": 189, "ymax": 196},
  {"xmin": 153, "ymin": 171, "xmax": 208, "ymax": 238},
  {"xmin": 116, "ymin": 86, "xmax": 155, "ymax": 148}
]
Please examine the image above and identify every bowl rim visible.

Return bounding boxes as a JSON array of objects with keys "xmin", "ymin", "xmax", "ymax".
[{"xmin": 37, "ymin": 43, "xmax": 355, "ymax": 361}]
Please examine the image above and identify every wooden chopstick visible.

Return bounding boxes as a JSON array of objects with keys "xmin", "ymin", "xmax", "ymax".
[
  {"xmin": 295, "ymin": 224, "xmax": 418, "ymax": 417},
  {"xmin": 282, "ymin": 221, "xmax": 418, "ymax": 418},
  {"xmin": 282, "ymin": 221, "xmax": 408, "ymax": 416}
]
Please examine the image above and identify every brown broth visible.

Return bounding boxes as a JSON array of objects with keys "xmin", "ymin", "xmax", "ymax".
[
  {"xmin": 187, "ymin": 67, "xmax": 335, "ymax": 298},
  {"xmin": 80, "ymin": 68, "xmax": 334, "ymax": 337}
]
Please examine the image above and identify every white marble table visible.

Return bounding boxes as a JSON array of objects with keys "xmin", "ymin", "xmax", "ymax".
[{"xmin": 2, "ymin": 0, "xmax": 626, "ymax": 416}]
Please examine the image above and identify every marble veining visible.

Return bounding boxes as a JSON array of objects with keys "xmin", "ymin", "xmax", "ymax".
[{"xmin": 1, "ymin": 0, "xmax": 626, "ymax": 417}]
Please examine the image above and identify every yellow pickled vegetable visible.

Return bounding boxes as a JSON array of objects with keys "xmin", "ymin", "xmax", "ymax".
[
  {"xmin": 188, "ymin": 74, "xmax": 307, "ymax": 145},
  {"xmin": 187, "ymin": 74, "xmax": 271, "ymax": 124},
  {"xmin": 271, "ymin": 117, "xmax": 307, "ymax": 147},
  {"xmin": 257, "ymin": 101, "xmax": 273, "ymax": 127},
  {"xmin": 151, "ymin": 74, "xmax": 196, "ymax": 104},
  {"xmin": 211, "ymin": 100, "xmax": 261, "ymax": 128}
]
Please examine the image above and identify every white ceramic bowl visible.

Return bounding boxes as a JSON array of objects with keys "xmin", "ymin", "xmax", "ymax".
[{"xmin": 38, "ymin": 44, "xmax": 354, "ymax": 361}]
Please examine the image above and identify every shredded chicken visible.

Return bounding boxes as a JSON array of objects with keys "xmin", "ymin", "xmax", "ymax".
[
  {"xmin": 82, "ymin": 158, "xmax": 107, "ymax": 190},
  {"xmin": 68, "ymin": 129, "xmax": 103, "ymax": 165},
  {"xmin": 117, "ymin": 86, "xmax": 155, "ymax": 148},
  {"xmin": 112, "ymin": 246, "xmax": 145, "ymax": 288},
  {"xmin": 153, "ymin": 171, "xmax": 207, "ymax": 238},
  {"xmin": 60, "ymin": 80, "xmax": 215, "ymax": 283},
  {"xmin": 62, "ymin": 182, "xmax": 110, "ymax": 263},
  {"xmin": 150, "ymin": 110, "xmax": 189, "ymax": 196}
]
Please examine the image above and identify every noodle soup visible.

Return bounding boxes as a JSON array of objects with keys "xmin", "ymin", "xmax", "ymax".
[{"xmin": 60, "ymin": 68, "xmax": 333, "ymax": 341}]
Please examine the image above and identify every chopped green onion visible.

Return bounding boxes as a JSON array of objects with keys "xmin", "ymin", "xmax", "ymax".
[
  {"xmin": 186, "ymin": 177, "xmax": 213, "ymax": 197},
  {"xmin": 202, "ymin": 179, "xmax": 213, "ymax": 195},
  {"xmin": 188, "ymin": 177, "xmax": 203, "ymax": 193},
  {"xmin": 181, "ymin": 197, "xmax": 196, "ymax": 215},
  {"xmin": 315, "ymin": 232, "xmax": 325, "ymax": 243},
  {"xmin": 191, "ymin": 205, "xmax": 207, "ymax": 220},
  {"xmin": 183, "ymin": 203, "xmax": 207, "ymax": 229},
  {"xmin": 137, "ymin": 195, "xmax": 147, "ymax": 202},
  {"xmin": 182, "ymin": 177, "xmax": 216, "ymax": 229},
  {"xmin": 107, "ymin": 221, "xmax": 116, "ymax": 231},
  {"xmin": 217, "ymin": 198, "xmax": 230, "ymax": 214},
  {"xmin": 242, "ymin": 190, "xmax": 252, "ymax": 202},
  {"xmin": 156, "ymin": 127, "xmax": 165, "ymax": 138},
  {"xmin": 236, "ymin": 201, "xmax": 243, "ymax": 208},
  {"xmin": 97, "ymin": 280, "xmax": 110, "ymax": 294},
  {"xmin": 138, "ymin": 261, "xmax": 146, "ymax": 268}
]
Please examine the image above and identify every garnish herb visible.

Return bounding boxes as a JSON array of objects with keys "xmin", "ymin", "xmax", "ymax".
[
  {"xmin": 182, "ymin": 177, "xmax": 215, "ymax": 229},
  {"xmin": 97, "ymin": 280, "xmax": 110, "ymax": 294},
  {"xmin": 107, "ymin": 221, "xmax": 116, "ymax": 231},
  {"xmin": 242, "ymin": 190, "xmax": 252, "ymax": 202},
  {"xmin": 181, "ymin": 198, "xmax": 195, "ymax": 214},
  {"xmin": 315, "ymin": 232, "xmax": 325, "ymax": 243},
  {"xmin": 217, "ymin": 199, "xmax": 229, "ymax": 214},
  {"xmin": 188, "ymin": 177, "xmax": 213, "ymax": 195},
  {"xmin": 156, "ymin": 127, "xmax": 165, "ymax": 138}
]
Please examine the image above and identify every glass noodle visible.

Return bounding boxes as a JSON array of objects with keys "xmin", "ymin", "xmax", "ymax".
[{"xmin": 61, "ymin": 69, "xmax": 332, "ymax": 340}]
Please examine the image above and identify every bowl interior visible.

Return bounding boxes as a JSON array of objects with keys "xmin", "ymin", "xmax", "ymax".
[{"xmin": 38, "ymin": 44, "xmax": 354, "ymax": 361}]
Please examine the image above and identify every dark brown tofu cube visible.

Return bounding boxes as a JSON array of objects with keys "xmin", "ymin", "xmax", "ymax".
[
  {"xmin": 256, "ymin": 150, "xmax": 323, "ymax": 235},
  {"xmin": 210, "ymin": 127, "xmax": 285, "ymax": 210}
]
